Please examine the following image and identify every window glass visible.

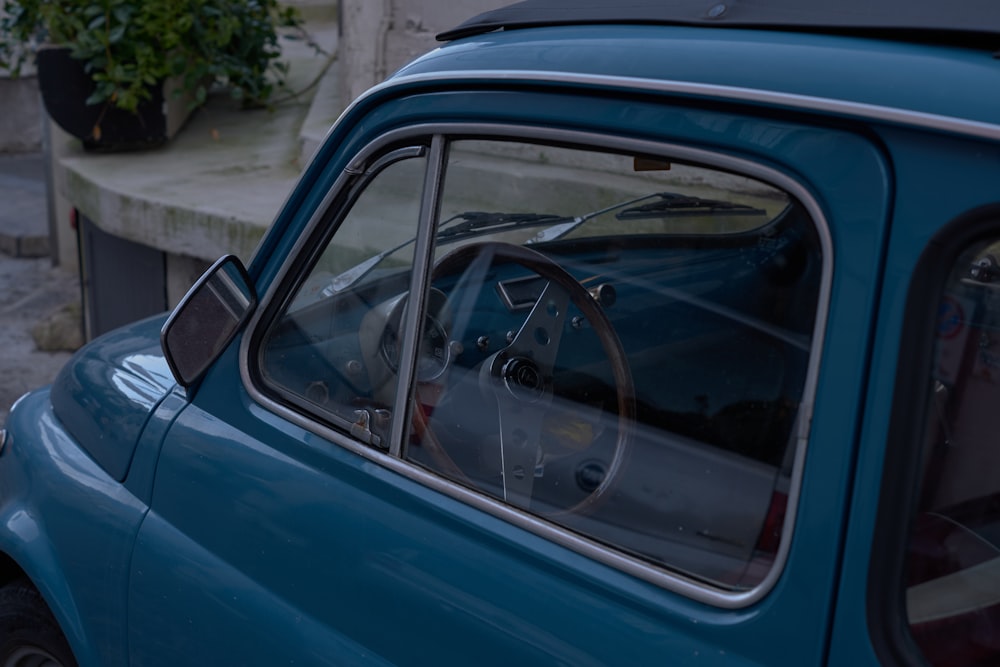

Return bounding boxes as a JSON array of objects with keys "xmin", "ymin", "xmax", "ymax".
[
  {"xmin": 257, "ymin": 136, "xmax": 823, "ymax": 590},
  {"xmin": 259, "ymin": 148, "xmax": 428, "ymax": 441},
  {"xmin": 406, "ymin": 139, "xmax": 822, "ymax": 589},
  {"xmin": 906, "ymin": 241, "xmax": 1000, "ymax": 665}
]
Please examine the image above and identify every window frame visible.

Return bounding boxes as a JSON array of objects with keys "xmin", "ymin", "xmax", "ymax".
[
  {"xmin": 251, "ymin": 141, "xmax": 434, "ymax": 438},
  {"xmin": 242, "ymin": 122, "xmax": 834, "ymax": 608},
  {"xmin": 869, "ymin": 203, "xmax": 1000, "ymax": 663}
]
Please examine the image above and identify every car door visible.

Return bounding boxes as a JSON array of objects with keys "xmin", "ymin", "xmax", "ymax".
[
  {"xmin": 828, "ymin": 126, "xmax": 1000, "ymax": 665},
  {"xmin": 127, "ymin": 87, "xmax": 889, "ymax": 665}
]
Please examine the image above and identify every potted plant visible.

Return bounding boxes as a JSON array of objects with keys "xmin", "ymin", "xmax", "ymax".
[{"xmin": 0, "ymin": 0, "xmax": 308, "ymax": 150}]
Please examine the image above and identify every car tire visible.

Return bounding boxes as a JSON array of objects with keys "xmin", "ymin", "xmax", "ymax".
[{"xmin": 0, "ymin": 579, "xmax": 77, "ymax": 667}]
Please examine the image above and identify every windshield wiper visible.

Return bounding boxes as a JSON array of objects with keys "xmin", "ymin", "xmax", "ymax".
[
  {"xmin": 615, "ymin": 193, "xmax": 766, "ymax": 220},
  {"xmin": 325, "ymin": 193, "xmax": 768, "ymax": 294},
  {"xmin": 436, "ymin": 211, "xmax": 571, "ymax": 239},
  {"xmin": 324, "ymin": 210, "xmax": 574, "ymax": 293},
  {"xmin": 527, "ymin": 191, "xmax": 765, "ymax": 244}
]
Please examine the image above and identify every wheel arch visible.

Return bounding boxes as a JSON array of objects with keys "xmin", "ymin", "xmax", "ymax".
[
  {"xmin": 0, "ymin": 533, "xmax": 94, "ymax": 666},
  {"xmin": 0, "ymin": 551, "xmax": 27, "ymax": 587}
]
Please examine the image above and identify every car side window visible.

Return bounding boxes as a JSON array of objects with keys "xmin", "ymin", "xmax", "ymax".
[
  {"xmin": 906, "ymin": 243, "xmax": 1000, "ymax": 665},
  {"xmin": 256, "ymin": 135, "xmax": 825, "ymax": 593},
  {"xmin": 404, "ymin": 139, "xmax": 822, "ymax": 590},
  {"xmin": 258, "ymin": 146, "xmax": 428, "ymax": 439}
]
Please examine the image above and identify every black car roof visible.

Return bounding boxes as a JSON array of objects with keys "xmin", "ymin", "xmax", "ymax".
[{"xmin": 438, "ymin": 0, "xmax": 1000, "ymax": 49}]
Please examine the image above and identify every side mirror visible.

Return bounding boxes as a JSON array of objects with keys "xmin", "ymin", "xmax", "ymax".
[{"xmin": 161, "ymin": 255, "xmax": 257, "ymax": 387}]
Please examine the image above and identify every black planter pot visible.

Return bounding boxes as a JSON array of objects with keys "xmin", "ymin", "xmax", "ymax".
[{"xmin": 36, "ymin": 46, "xmax": 191, "ymax": 152}]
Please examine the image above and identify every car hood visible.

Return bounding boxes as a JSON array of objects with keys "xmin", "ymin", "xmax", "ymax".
[{"xmin": 50, "ymin": 314, "xmax": 176, "ymax": 481}]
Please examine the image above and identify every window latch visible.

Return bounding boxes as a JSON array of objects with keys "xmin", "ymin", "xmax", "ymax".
[{"xmin": 351, "ymin": 409, "xmax": 390, "ymax": 450}]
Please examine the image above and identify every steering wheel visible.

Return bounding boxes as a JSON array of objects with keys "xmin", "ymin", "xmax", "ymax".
[{"xmin": 412, "ymin": 241, "xmax": 635, "ymax": 516}]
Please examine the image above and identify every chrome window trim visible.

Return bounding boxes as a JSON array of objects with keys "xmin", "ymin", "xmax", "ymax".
[
  {"xmin": 388, "ymin": 135, "xmax": 448, "ymax": 457},
  {"xmin": 240, "ymin": 122, "xmax": 834, "ymax": 610},
  {"xmin": 327, "ymin": 70, "xmax": 1000, "ymax": 144}
]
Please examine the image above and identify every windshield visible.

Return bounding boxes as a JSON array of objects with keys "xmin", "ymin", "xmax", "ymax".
[{"xmin": 325, "ymin": 141, "xmax": 789, "ymax": 293}]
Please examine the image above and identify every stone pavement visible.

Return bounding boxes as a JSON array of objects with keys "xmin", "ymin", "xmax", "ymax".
[{"xmin": 0, "ymin": 152, "xmax": 81, "ymax": 425}]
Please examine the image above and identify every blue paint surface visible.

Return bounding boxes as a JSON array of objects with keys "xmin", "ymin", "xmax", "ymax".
[{"xmin": 2, "ymin": 15, "xmax": 999, "ymax": 667}]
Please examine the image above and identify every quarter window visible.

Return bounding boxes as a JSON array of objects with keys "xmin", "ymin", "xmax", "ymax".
[
  {"xmin": 257, "ymin": 135, "xmax": 824, "ymax": 591},
  {"xmin": 259, "ymin": 147, "xmax": 428, "ymax": 434}
]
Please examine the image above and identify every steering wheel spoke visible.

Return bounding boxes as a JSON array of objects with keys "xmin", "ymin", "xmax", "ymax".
[
  {"xmin": 507, "ymin": 280, "xmax": 571, "ymax": 376},
  {"xmin": 495, "ymin": 398, "xmax": 547, "ymax": 507},
  {"xmin": 485, "ymin": 280, "xmax": 571, "ymax": 507}
]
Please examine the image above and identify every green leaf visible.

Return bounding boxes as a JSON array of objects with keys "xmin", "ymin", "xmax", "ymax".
[
  {"xmin": 85, "ymin": 89, "xmax": 108, "ymax": 106},
  {"xmin": 5, "ymin": 0, "xmax": 311, "ymax": 115},
  {"xmin": 112, "ymin": 6, "xmax": 132, "ymax": 24}
]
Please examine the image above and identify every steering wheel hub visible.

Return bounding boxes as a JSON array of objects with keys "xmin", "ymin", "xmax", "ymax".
[{"xmin": 501, "ymin": 356, "xmax": 546, "ymax": 401}]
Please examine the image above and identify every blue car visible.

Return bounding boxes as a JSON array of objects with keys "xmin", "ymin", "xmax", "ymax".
[{"xmin": 3, "ymin": 0, "xmax": 1000, "ymax": 664}]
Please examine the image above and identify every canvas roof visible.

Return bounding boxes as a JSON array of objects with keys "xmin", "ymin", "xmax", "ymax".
[{"xmin": 439, "ymin": 0, "xmax": 1000, "ymax": 49}]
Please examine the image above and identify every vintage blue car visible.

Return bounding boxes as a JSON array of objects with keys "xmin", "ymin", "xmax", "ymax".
[{"xmin": 2, "ymin": 0, "xmax": 1000, "ymax": 664}]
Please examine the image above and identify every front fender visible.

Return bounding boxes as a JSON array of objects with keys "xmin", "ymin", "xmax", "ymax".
[
  {"xmin": 0, "ymin": 388, "xmax": 148, "ymax": 667},
  {"xmin": 50, "ymin": 314, "xmax": 175, "ymax": 483}
]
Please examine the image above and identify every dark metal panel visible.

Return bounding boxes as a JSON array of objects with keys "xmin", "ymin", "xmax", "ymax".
[{"xmin": 79, "ymin": 214, "xmax": 166, "ymax": 340}]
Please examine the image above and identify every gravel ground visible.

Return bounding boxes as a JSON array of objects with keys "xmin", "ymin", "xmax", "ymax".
[{"xmin": 0, "ymin": 256, "xmax": 80, "ymax": 425}]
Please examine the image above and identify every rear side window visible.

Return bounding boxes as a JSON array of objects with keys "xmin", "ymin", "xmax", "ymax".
[{"xmin": 905, "ymin": 241, "xmax": 1000, "ymax": 664}]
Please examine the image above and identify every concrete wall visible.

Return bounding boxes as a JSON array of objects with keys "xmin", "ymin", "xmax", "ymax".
[
  {"xmin": 0, "ymin": 1, "xmax": 43, "ymax": 153},
  {"xmin": 339, "ymin": 0, "xmax": 509, "ymax": 107},
  {"xmin": 0, "ymin": 76, "xmax": 43, "ymax": 153}
]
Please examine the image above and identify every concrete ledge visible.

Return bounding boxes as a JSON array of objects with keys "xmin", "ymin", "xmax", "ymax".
[
  {"xmin": 60, "ymin": 105, "xmax": 301, "ymax": 264},
  {"xmin": 57, "ymin": 12, "xmax": 340, "ymax": 266},
  {"xmin": 299, "ymin": 51, "xmax": 341, "ymax": 166},
  {"xmin": 0, "ymin": 234, "xmax": 49, "ymax": 258}
]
